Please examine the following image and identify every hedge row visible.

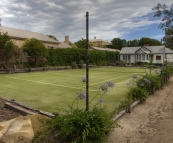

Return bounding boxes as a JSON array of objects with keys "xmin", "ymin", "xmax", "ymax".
[{"xmin": 47, "ymin": 48, "xmax": 119, "ymax": 66}]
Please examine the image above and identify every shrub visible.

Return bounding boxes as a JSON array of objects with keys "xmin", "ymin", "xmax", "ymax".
[
  {"xmin": 78, "ymin": 60, "xmax": 84, "ymax": 68},
  {"xmin": 71, "ymin": 62, "xmax": 77, "ymax": 69},
  {"xmin": 119, "ymin": 60, "xmax": 126, "ymax": 66},
  {"xmin": 127, "ymin": 87, "xmax": 148, "ymax": 101},
  {"xmin": 50, "ymin": 108, "xmax": 117, "ymax": 143},
  {"xmin": 47, "ymin": 48, "xmax": 119, "ymax": 66}
]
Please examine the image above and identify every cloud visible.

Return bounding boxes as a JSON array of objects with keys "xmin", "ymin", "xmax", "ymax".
[
  {"xmin": 151, "ymin": 34, "xmax": 164, "ymax": 39},
  {"xmin": 0, "ymin": 0, "xmax": 172, "ymax": 42}
]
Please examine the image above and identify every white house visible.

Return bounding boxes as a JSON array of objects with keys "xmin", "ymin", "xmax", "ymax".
[{"xmin": 119, "ymin": 46, "xmax": 173, "ymax": 65}]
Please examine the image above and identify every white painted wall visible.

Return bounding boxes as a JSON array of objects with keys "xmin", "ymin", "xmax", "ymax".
[{"xmin": 119, "ymin": 54, "xmax": 173, "ymax": 64}]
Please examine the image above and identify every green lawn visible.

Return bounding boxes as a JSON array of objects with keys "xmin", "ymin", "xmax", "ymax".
[{"xmin": 0, "ymin": 67, "xmax": 148, "ymax": 113}]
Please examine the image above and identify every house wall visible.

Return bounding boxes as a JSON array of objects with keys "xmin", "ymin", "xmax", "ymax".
[
  {"xmin": 120, "ymin": 54, "xmax": 173, "ymax": 64},
  {"xmin": 166, "ymin": 54, "xmax": 173, "ymax": 63},
  {"xmin": 11, "ymin": 39, "xmax": 59, "ymax": 49},
  {"xmin": 152, "ymin": 54, "xmax": 163, "ymax": 64},
  {"xmin": 11, "ymin": 39, "xmax": 25, "ymax": 48}
]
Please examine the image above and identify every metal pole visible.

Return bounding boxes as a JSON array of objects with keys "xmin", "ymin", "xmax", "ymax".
[
  {"xmin": 86, "ymin": 12, "xmax": 89, "ymax": 111},
  {"xmin": 163, "ymin": 46, "xmax": 165, "ymax": 66}
]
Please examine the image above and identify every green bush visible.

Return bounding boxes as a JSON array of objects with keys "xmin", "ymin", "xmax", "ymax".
[
  {"xmin": 47, "ymin": 48, "xmax": 119, "ymax": 66},
  {"xmin": 78, "ymin": 60, "xmax": 84, "ymax": 68},
  {"xmin": 127, "ymin": 87, "xmax": 148, "ymax": 101},
  {"xmin": 137, "ymin": 75, "xmax": 152, "ymax": 92},
  {"xmin": 50, "ymin": 108, "xmax": 117, "ymax": 143},
  {"xmin": 71, "ymin": 62, "xmax": 77, "ymax": 69}
]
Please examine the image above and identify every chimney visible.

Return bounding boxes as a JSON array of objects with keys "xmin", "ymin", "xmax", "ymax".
[
  {"xmin": 94, "ymin": 36, "xmax": 96, "ymax": 39},
  {"xmin": 64, "ymin": 35, "xmax": 69, "ymax": 44}
]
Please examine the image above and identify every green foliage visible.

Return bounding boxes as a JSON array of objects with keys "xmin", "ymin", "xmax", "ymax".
[
  {"xmin": 22, "ymin": 38, "xmax": 48, "ymax": 67},
  {"xmin": 127, "ymin": 87, "xmax": 148, "ymax": 101},
  {"xmin": 78, "ymin": 60, "xmax": 84, "ymax": 68},
  {"xmin": 149, "ymin": 57, "xmax": 153, "ymax": 65},
  {"xmin": 134, "ymin": 61, "xmax": 148, "ymax": 66},
  {"xmin": 50, "ymin": 108, "xmax": 116, "ymax": 143},
  {"xmin": 163, "ymin": 28, "xmax": 173, "ymax": 49},
  {"xmin": 0, "ymin": 32, "xmax": 15, "ymax": 64},
  {"xmin": 47, "ymin": 48, "xmax": 119, "ymax": 66},
  {"xmin": 116, "ymin": 60, "xmax": 126, "ymax": 66},
  {"xmin": 71, "ymin": 62, "xmax": 77, "ymax": 69},
  {"xmin": 75, "ymin": 38, "xmax": 94, "ymax": 48},
  {"xmin": 111, "ymin": 37, "xmax": 162, "ymax": 48},
  {"xmin": 47, "ymin": 35, "xmax": 58, "ymax": 41},
  {"xmin": 139, "ymin": 37, "xmax": 162, "ymax": 46},
  {"xmin": 152, "ymin": 3, "xmax": 173, "ymax": 48},
  {"xmin": 111, "ymin": 38, "xmax": 124, "ymax": 50},
  {"xmin": 136, "ymin": 74, "xmax": 161, "ymax": 93},
  {"xmin": 115, "ymin": 98, "xmax": 132, "ymax": 113}
]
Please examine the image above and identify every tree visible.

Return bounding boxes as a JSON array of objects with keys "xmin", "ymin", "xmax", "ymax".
[
  {"xmin": 75, "ymin": 38, "xmax": 94, "ymax": 48},
  {"xmin": 47, "ymin": 35, "xmax": 58, "ymax": 41},
  {"xmin": 111, "ymin": 38, "xmax": 125, "ymax": 50},
  {"xmin": 163, "ymin": 27, "xmax": 173, "ymax": 48},
  {"xmin": 139, "ymin": 37, "xmax": 162, "ymax": 46},
  {"xmin": 152, "ymin": 3, "xmax": 173, "ymax": 48},
  {"xmin": 0, "ymin": 32, "xmax": 15, "ymax": 65},
  {"xmin": 22, "ymin": 38, "xmax": 48, "ymax": 67},
  {"xmin": 127, "ymin": 39, "xmax": 140, "ymax": 47}
]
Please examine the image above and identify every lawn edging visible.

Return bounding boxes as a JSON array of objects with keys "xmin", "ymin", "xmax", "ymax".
[{"xmin": 112, "ymin": 101, "xmax": 140, "ymax": 121}]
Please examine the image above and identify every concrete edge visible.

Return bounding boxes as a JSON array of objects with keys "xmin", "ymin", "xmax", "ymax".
[
  {"xmin": 112, "ymin": 101, "xmax": 140, "ymax": 121},
  {"xmin": 1, "ymin": 97, "xmax": 54, "ymax": 118}
]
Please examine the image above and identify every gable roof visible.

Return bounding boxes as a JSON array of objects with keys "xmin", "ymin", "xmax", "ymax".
[
  {"xmin": 58, "ymin": 42, "xmax": 72, "ymax": 48},
  {"xmin": 120, "ymin": 46, "xmax": 173, "ymax": 54},
  {"xmin": 91, "ymin": 47, "xmax": 120, "ymax": 52},
  {"xmin": 0, "ymin": 26, "xmax": 60, "ymax": 44},
  {"xmin": 90, "ymin": 39, "xmax": 108, "ymax": 42}
]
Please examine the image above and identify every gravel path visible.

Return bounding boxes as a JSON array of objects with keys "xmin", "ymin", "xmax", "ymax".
[{"xmin": 108, "ymin": 76, "xmax": 173, "ymax": 143}]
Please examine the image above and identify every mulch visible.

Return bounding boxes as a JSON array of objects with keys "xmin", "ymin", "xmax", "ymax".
[{"xmin": 0, "ymin": 98, "xmax": 22, "ymax": 122}]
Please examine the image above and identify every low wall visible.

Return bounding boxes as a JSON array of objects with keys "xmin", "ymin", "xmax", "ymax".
[{"xmin": 0, "ymin": 66, "xmax": 72, "ymax": 74}]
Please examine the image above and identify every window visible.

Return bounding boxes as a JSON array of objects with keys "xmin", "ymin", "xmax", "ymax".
[
  {"xmin": 147, "ymin": 55, "xmax": 150, "ymax": 60},
  {"xmin": 142, "ymin": 54, "xmax": 145, "ymax": 60},
  {"xmin": 128, "ymin": 55, "xmax": 130, "ymax": 60},
  {"xmin": 123, "ymin": 55, "xmax": 126, "ymax": 60},
  {"xmin": 138, "ymin": 54, "xmax": 141, "ymax": 60},
  {"xmin": 156, "ymin": 56, "xmax": 161, "ymax": 60}
]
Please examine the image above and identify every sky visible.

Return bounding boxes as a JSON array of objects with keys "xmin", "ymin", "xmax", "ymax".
[{"xmin": 0, "ymin": 0, "xmax": 172, "ymax": 43}]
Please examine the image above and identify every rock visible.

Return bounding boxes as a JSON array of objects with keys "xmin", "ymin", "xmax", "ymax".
[{"xmin": 0, "ymin": 116, "xmax": 34, "ymax": 143}]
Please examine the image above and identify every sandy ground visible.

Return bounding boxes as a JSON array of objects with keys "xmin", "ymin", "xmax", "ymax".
[{"xmin": 108, "ymin": 76, "xmax": 173, "ymax": 143}]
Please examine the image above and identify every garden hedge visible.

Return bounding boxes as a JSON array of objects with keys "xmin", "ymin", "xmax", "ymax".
[{"xmin": 47, "ymin": 48, "xmax": 119, "ymax": 66}]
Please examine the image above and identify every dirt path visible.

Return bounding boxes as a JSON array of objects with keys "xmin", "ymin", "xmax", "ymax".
[{"xmin": 108, "ymin": 76, "xmax": 173, "ymax": 143}]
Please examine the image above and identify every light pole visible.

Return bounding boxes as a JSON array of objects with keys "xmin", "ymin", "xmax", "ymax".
[{"xmin": 86, "ymin": 12, "xmax": 89, "ymax": 111}]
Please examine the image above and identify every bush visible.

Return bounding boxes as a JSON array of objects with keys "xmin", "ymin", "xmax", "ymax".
[
  {"xmin": 47, "ymin": 48, "xmax": 119, "ymax": 66},
  {"xmin": 71, "ymin": 62, "xmax": 77, "ymax": 69},
  {"xmin": 50, "ymin": 108, "xmax": 117, "ymax": 143},
  {"xmin": 127, "ymin": 87, "xmax": 148, "ymax": 101},
  {"xmin": 78, "ymin": 60, "xmax": 84, "ymax": 68}
]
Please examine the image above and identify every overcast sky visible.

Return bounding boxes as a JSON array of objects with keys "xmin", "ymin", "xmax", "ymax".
[{"xmin": 0, "ymin": 0, "xmax": 172, "ymax": 43}]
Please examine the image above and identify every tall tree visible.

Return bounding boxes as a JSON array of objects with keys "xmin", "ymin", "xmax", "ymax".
[
  {"xmin": 0, "ymin": 32, "xmax": 15, "ymax": 65},
  {"xmin": 152, "ymin": 3, "xmax": 173, "ymax": 48},
  {"xmin": 22, "ymin": 38, "xmax": 48, "ymax": 67},
  {"xmin": 111, "ymin": 38, "xmax": 125, "ymax": 50},
  {"xmin": 139, "ymin": 37, "xmax": 162, "ymax": 46}
]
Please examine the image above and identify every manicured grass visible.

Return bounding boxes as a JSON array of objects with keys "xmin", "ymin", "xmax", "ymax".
[{"xmin": 0, "ymin": 67, "xmax": 148, "ymax": 113}]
